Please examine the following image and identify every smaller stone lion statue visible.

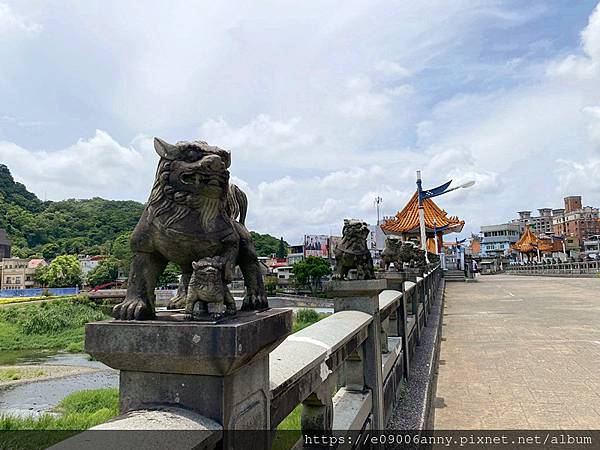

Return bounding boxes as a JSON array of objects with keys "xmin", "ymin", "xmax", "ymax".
[
  {"xmin": 381, "ymin": 236, "xmax": 403, "ymax": 271},
  {"xmin": 399, "ymin": 242, "xmax": 426, "ymax": 268},
  {"xmin": 382, "ymin": 238, "xmax": 439, "ymax": 270},
  {"xmin": 334, "ymin": 219, "xmax": 375, "ymax": 280},
  {"xmin": 185, "ymin": 256, "xmax": 236, "ymax": 320}
]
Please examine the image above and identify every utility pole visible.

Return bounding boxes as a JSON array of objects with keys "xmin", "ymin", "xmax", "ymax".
[{"xmin": 374, "ymin": 196, "xmax": 383, "ymax": 225}]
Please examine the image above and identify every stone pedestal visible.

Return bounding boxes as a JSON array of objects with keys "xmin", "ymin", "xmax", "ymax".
[
  {"xmin": 332, "ymin": 279, "xmax": 387, "ymax": 429},
  {"xmin": 85, "ymin": 308, "xmax": 292, "ymax": 448},
  {"xmin": 378, "ymin": 271, "xmax": 406, "ymax": 291},
  {"xmin": 402, "ymin": 267, "xmax": 424, "ymax": 282}
]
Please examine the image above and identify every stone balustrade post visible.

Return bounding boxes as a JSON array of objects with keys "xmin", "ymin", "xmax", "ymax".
[
  {"xmin": 332, "ymin": 279, "xmax": 387, "ymax": 430},
  {"xmin": 301, "ymin": 377, "xmax": 335, "ymax": 446},
  {"xmin": 83, "ymin": 309, "xmax": 292, "ymax": 450},
  {"xmin": 380, "ymin": 272, "xmax": 410, "ymax": 379}
]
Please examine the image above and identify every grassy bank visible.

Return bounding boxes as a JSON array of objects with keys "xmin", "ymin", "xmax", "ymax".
[
  {"xmin": 0, "ymin": 367, "xmax": 45, "ymax": 382},
  {"xmin": 0, "ymin": 388, "xmax": 119, "ymax": 449},
  {"xmin": 0, "ymin": 297, "xmax": 108, "ymax": 353},
  {"xmin": 0, "ymin": 295, "xmax": 69, "ymax": 306},
  {"xmin": 1, "ymin": 302, "xmax": 326, "ymax": 353},
  {"xmin": 0, "ymin": 388, "xmax": 119, "ymax": 431},
  {"xmin": 1, "ymin": 386, "xmax": 302, "ymax": 450}
]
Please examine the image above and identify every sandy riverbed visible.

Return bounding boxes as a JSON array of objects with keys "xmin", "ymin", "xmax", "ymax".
[{"xmin": 0, "ymin": 365, "xmax": 101, "ymax": 390}]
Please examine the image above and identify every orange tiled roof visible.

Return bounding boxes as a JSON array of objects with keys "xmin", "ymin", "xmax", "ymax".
[
  {"xmin": 511, "ymin": 225, "xmax": 553, "ymax": 253},
  {"xmin": 381, "ymin": 191, "xmax": 465, "ymax": 235}
]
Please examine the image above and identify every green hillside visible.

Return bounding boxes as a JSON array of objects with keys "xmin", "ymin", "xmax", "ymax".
[{"xmin": 0, "ymin": 165, "xmax": 286, "ymax": 258}]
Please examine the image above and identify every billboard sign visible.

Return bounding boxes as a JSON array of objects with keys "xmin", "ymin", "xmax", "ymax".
[
  {"xmin": 304, "ymin": 235, "xmax": 329, "ymax": 258},
  {"xmin": 329, "ymin": 236, "xmax": 342, "ymax": 259}
]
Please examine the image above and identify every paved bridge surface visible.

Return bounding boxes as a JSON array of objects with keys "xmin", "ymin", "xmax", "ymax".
[{"xmin": 434, "ymin": 275, "xmax": 600, "ymax": 429}]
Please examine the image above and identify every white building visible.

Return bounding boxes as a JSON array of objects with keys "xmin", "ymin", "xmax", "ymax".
[
  {"xmin": 480, "ymin": 223, "xmax": 521, "ymax": 258},
  {"xmin": 78, "ymin": 255, "xmax": 105, "ymax": 282}
]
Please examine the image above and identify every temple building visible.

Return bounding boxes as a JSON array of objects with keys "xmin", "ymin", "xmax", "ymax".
[
  {"xmin": 511, "ymin": 225, "xmax": 553, "ymax": 261},
  {"xmin": 381, "ymin": 191, "xmax": 465, "ymax": 252}
]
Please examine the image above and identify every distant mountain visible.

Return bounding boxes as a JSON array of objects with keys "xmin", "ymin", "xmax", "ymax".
[
  {"xmin": 0, "ymin": 164, "xmax": 144, "ymax": 258},
  {"xmin": 0, "ymin": 165, "xmax": 286, "ymax": 259}
]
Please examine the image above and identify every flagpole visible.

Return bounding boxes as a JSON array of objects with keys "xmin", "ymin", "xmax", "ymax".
[
  {"xmin": 433, "ymin": 219, "xmax": 439, "ymax": 254},
  {"xmin": 416, "ymin": 170, "xmax": 430, "ymax": 264}
]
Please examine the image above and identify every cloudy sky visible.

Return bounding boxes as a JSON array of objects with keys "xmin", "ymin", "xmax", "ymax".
[{"xmin": 2, "ymin": 0, "xmax": 600, "ymax": 243}]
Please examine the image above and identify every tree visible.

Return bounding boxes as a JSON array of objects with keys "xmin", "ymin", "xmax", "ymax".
[
  {"xmin": 41, "ymin": 243, "xmax": 61, "ymax": 260},
  {"xmin": 157, "ymin": 262, "xmax": 181, "ymax": 287},
  {"xmin": 86, "ymin": 257, "xmax": 120, "ymax": 287},
  {"xmin": 292, "ymin": 256, "xmax": 332, "ymax": 293},
  {"xmin": 37, "ymin": 255, "xmax": 82, "ymax": 288},
  {"xmin": 34, "ymin": 264, "xmax": 49, "ymax": 286},
  {"xmin": 250, "ymin": 232, "xmax": 289, "ymax": 257},
  {"xmin": 276, "ymin": 237, "xmax": 287, "ymax": 258},
  {"xmin": 111, "ymin": 231, "xmax": 133, "ymax": 275}
]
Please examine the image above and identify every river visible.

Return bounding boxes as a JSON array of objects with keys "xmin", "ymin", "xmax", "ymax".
[{"xmin": 0, "ymin": 351, "xmax": 118, "ymax": 418}]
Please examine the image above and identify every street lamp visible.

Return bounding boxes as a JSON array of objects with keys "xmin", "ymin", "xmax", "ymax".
[{"xmin": 416, "ymin": 171, "xmax": 475, "ymax": 264}]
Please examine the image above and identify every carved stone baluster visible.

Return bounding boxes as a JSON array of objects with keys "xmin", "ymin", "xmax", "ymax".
[{"xmin": 301, "ymin": 381, "xmax": 334, "ymax": 448}]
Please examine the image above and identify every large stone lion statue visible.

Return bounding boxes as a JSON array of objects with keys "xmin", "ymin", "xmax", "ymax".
[
  {"xmin": 334, "ymin": 219, "xmax": 375, "ymax": 280},
  {"xmin": 112, "ymin": 138, "xmax": 267, "ymax": 320}
]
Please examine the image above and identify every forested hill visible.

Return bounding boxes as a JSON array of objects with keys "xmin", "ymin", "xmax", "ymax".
[
  {"xmin": 0, "ymin": 164, "xmax": 145, "ymax": 258},
  {"xmin": 0, "ymin": 165, "xmax": 287, "ymax": 258}
]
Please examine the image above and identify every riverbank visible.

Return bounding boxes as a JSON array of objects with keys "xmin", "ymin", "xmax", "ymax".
[
  {"xmin": 0, "ymin": 297, "xmax": 108, "ymax": 353},
  {"xmin": 0, "ymin": 365, "xmax": 100, "ymax": 390},
  {"xmin": 0, "ymin": 295, "xmax": 72, "ymax": 307}
]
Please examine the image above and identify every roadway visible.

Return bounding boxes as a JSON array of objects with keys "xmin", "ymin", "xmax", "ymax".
[{"xmin": 434, "ymin": 274, "xmax": 600, "ymax": 429}]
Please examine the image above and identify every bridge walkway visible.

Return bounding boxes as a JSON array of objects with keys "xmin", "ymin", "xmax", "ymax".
[{"xmin": 434, "ymin": 275, "xmax": 600, "ymax": 429}]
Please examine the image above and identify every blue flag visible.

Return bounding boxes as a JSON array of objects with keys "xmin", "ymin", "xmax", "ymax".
[{"xmin": 420, "ymin": 180, "xmax": 452, "ymax": 201}]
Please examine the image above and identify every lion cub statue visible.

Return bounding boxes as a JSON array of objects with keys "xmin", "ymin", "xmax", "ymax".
[
  {"xmin": 334, "ymin": 219, "xmax": 375, "ymax": 280},
  {"xmin": 185, "ymin": 256, "xmax": 236, "ymax": 321}
]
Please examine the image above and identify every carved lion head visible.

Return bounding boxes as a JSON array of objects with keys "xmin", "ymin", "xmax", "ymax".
[
  {"xmin": 189, "ymin": 256, "xmax": 227, "ymax": 303},
  {"xmin": 384, "ymin": 236, "xmax": 403, "ymax": 252},
  {"xmin": 341, "ymin": 219, "xmax": 370, "ymax": 252},
  {"xmin": 154, "ymin": 138, "xmax": 230, "ymax": 201},
  {"xmin": 148, "ymin": 138, "xmax": 232, "ymax": 226}
]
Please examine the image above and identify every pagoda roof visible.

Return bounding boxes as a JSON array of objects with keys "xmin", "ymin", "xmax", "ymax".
[
  {"xmin": 381, "ymin": 191, "xmax": 465, "ymax": 235},
  {"xmin": 511, "ymin": 225, "xmax": 553, "ymax": 253}
]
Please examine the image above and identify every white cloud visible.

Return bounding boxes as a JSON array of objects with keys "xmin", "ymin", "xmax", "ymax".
[
  {"xmin": 0, "ymin": 2, "xmax": 40, "ymax": 39},
  {"xmin": 555, "ymin": 158, "xmax": 600, "ymax": 195},
  {"xmin": 0, "ymin": 130, "xmax": 156, "ymax": 201},
  {"xmin": 4, "ymin": 1, "xmax": 600, "ymax": 244},
  {"xmin": 548, "ymin": 3, "xmax": 600, "ymax": 80},
  {"xmin": 338, "ymin": 76, "xmax": 393, "ymax": 120},
  {"xmin": 582, "ymin": 105, "xmax": 600, "ymax": 147},
  {"xmin": 374, "ymin": 60, "xmax": 411, "ymax": 78}
]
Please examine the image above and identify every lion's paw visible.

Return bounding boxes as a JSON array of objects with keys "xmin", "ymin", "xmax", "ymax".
[
  {"xmin": 167, "ymin": 295, "xmax": 186, "ymax": 310},
  {"xmin": 241, "ymin": 292, "xmax": 269, "ymax": 311},
  {"xmin": 112, "ymin": 298, "xmax": 154, "ymax": 320}
]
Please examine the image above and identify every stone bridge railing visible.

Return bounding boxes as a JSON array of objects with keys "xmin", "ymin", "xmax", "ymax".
[
  {"xmin": 506, "ymin": 261, "xmax": 600, "ymax": 277},
  {"xmin": 54, "ymin": 265, "xmax": 443, "ymax": 450}
]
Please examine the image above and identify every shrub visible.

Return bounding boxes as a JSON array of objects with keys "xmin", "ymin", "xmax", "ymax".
[
  {"xmin": 295, "ymin": 308, "xmax": 319, "ymax": 324},
  {"xmin": 56, "ymin": 388, "xmax": 118, "ymax": 415},
  {"xmin": 0, "ymin": 297, "xmax": 106, "ymax": 335}
]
